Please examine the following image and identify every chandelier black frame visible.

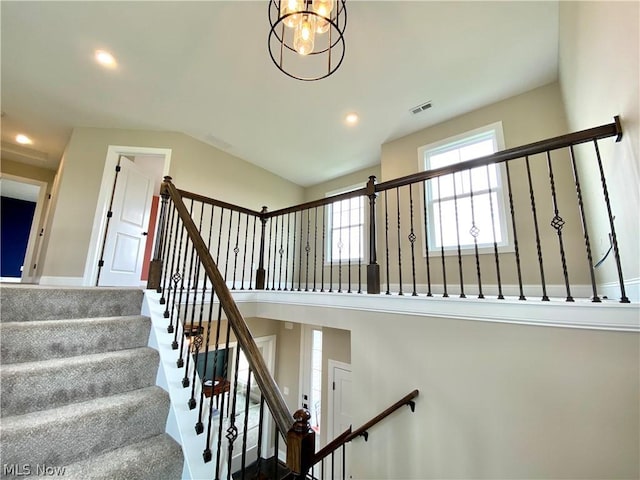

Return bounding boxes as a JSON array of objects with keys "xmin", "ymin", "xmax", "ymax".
[{"xmin": 268, "ymin": 0, "xmax": 347, "ymax": 81}]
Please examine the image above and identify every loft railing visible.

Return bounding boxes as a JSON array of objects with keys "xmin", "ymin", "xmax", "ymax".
[{"xmin": 150, "ymin": 116, "xmax": 628, "ymax": 303}]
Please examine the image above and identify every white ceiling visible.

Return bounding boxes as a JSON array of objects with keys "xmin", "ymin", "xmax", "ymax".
[{"xmin": 1, "ymin": 1, "xmax": 559, "ymax": 187}]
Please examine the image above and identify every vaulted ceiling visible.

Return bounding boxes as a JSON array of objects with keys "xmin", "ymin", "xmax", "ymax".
[{"xmin": 1, "ymin": 1, "xmax": 559, "ymax": 186}]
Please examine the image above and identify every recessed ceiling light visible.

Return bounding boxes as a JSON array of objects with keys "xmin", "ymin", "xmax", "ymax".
[
  {"xmin": 345, "ymin": 113, "xmax": 359, "ymax": 125},
  {"xmin": 95, "ymin": 50, "xmax": 117, "ymax": 68},
  {"xmin": 15, "ymin": 134, "xmax": 33, "ymax": 145}
]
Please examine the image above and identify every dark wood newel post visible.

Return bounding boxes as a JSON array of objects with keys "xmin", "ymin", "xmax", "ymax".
[
  {"xmin": 366, "ymin": 175, "xmax": 381, "ymax": 294},
  {"xmin": 286, "ymin": 408, "xmax": 315, "ymax": 476},
  {"xmin": 255, "ymin": 206, "xmax": 268, "ymax": 290},
  {"xmin": 147, "ymin": 176, "xmax": 172, "ymax": 291}
]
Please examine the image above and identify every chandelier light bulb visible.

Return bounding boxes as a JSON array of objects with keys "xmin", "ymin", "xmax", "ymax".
[
  {"xmin": 294, "ymin": 14, "xmax": 316, "ymax": 55},
  {"xmin": 281, "ymin": 0, "xmax": 304, "ymax": 28}
]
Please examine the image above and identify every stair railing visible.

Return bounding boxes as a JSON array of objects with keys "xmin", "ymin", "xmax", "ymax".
[{"xmin": 304, "ymin": 389, "xmax": 419, "ymax": 479}]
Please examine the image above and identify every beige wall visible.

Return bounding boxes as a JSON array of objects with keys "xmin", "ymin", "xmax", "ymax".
[
  {"xmin": 377, "ymin": 83, "xmax": 594, "ymax": 293},
  {"xmin": 558, "ymin": 1, "xmax": 640, "ymax": 293},
  {"xmin": 320, "ymin": 326, "xmax": 350, "ymax": 446},
  {"xmin": 39, "ymin": 128, "xmax": 304, "ymax": 280},
  {"xmin": 304, "ymin": 165, "xmax": 381, "ymax": 203},
  {"xmin": 0, "ymin": 159, "xmax": 56, "ymax": 186}
]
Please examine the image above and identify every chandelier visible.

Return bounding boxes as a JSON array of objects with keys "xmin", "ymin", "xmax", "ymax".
[{"xmin": 268, "ymin": 0, "xmax": 347, "ymax": 81}]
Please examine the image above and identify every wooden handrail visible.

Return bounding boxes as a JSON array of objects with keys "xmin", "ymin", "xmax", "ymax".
[
  {"xmin": 177, "ymin": 188, "xmax": 263, "ymax": 217},
  {"xmin": 163, "ymin": 180, "xmax": 294, "ymax": 437},
  {"xmin": 263, "ymin": 186, "xmax": 368, "ymax": 218},
  {"xmin": 312, "ymin": 389, "xmax": 419, "ymax": 465},
  {"xmin": 376, "ymin": 116, "xmax": 622, "ymax": 192}
]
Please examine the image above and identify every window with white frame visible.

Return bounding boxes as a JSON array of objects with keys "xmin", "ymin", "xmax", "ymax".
[
  {"xmin": 418, "ymin": 122, "xmax": 510, "ymax": 253},
  {"xmin": 326, "ymin": 186, "xmax": 364, "ymax": 262}
]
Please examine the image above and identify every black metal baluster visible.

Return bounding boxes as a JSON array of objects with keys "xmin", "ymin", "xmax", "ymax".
[
  {"xmin": 285, "ymin": 213, "xmax": 292, "ymax": 291},
  {"xmin": 347, "ymin": 198, "xmax": 352, "ymax": 294},
  {"xmin": 436, "ymin": 177, "xmax": 448, "ymax": 298},
  {"xmin": 232, "ymin": 211, "xmax": 242, "ymax": 290},
  {"xmin": 468, "ymin": 170, "xmax": 484, "ymax": 299},
  {"xmin": 342, "ymin": 444, "xmax": 346, "ymax": 480},
  {"xmin": 408, "ymin": 184, "xmax": 418, "ymax": 296},
  {"xmin": 485, "ymin": 166, "xmax": 504, "ymax": 299},
  {"xmin": 203, "ymin": 303, "xmax": 225, "ymax": 463},
  {"xmin": 156, "ymin": 194, "xmax": 171, "ymax": 297},
  {"xmin": 396, "ymin": 188, "xmax": 403, "ymax": 295},
  {"xmin": 160, "ymin": 202, "xmax": 177, "ymax": 308},
  {"xmin": 329, "ymin": 205, "xmax": 334, "ymax": 292},
  {"xmin": 249, "ymin": 215, "xmax": 257, "ymax": 290},
  {"xmin": 313, "ymin": 207, "xmax": 318, "ymax": 292},
  {"xmin": 321, "ymin": 208, "xmax": 326, "ymax": 292},
  {"xmin": 451, "ymin": 173, "xmax": 465, "ymax": 299},
  {"xmin": 278, "ymin": 215, "xmax": 285, "ymax": 290},
  {"xmin": 569, "ymin": 145, "xmax": 600, "ymax": 302},
  {"xmin": 422, "ymin": 181, "xmax": 433, "ymax": 297},
  {"xmin": 265, "ymin": 216, "xmax": 273, "ymax": 290},
  {"xmin": 546, "ymin": 151, "xmax": 573, "ymax": 302},
  {"xmin": 525, "ymin": 155, "xmax": 550, "ymax": 301},
  {"xmin": 272, "ymin": 214, "xmax": 279, "ymax": 291},
  {"xmin": 358, "ymin": 196, "xmax": 362, "ymax": 294},
  {"xmin": 170, "ymin": 218, "xmax": 187, "ymax": 347},
  {"xmin": 384, "ymin": 190, "xmax": 391, "ymax": 295},
  {"xmin": 255, "ymin": 395, "xmax": 265, "ymax": 475},
  {"xmin": 505, "ymin": 161, "xmax": 526, "ymax": 300},
  {"xmin": 299, "ymin": 210, "xmax": 304, "ymax": 291},
  {"xmin": 214, "ymin": 321, "xmax": 232, "ymax": 475},
  {"xmin": 292, "ymin": 212, "xmax": 297, "ymax": 291},
  {"xmin": 195, "ymin": 286, "xmax": 217, "ymax": 434},
  {"xmin": 241, "ymin": 214, "xmax": 250, "ymax": 290},
  {"xmin": 177, "ymin": 201, "xmax": 197, "ymax": 367},
  {"xmin": 273, "ymin": 430, "xmax": 279, "ymax": 480},
  {"xmin": 337, "ymin": 201, "xmax": 344, "ymax": 293},
  {"xmin": 593, "ymin": 139, "xmax": 629, "ymax": 303},
  {"xmin": 223, "ymin": 210, "xmax": 234, "ymax": 282},
  {"xmin": 305, "ymin": 208, "xmax": 311, "ymax": 291},
  {"xmin": 226, "ymin": 345, "xmax": 241, "ymax": 480},
  {"xmin": 240, "ymin": 370, "xmax": 252, "ymax": 479}
]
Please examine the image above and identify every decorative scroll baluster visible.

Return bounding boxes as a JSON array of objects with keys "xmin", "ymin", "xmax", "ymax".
[
  {"xmin": 305, "ymin": 208, "xmax": 311, "ymax": 291},
  {"xmin": 485, "ymin": 166, "xmax": 504, "ymax": 299},
  {"xmin": 396, "ymin": 188, "xmax": 403, "ymax": 296},
  {"xmin": 170, "ymin": 220, "xmax": 187, "ymax": 346},
  {"xmin": 160, "ymin": 201, "xmax": 176, "ymax": 307},
  {"xmin": 329, "ymin": 206, "xmax": 334, "ymax": 292},
  {"xmin": 384, "ymin": 191, "xmax": 391, "ymax": 295},
  {"xmin": 232, "ymin": 211, "xmax": 242, "ymax": 289},
  {"xmin": 422, "ymin": 181, "xmax": 433, "ymax": 297},
  {"xmin": 436, "ymin": 177, "xmax": 448, "ymax": 298},
  {"xmin": 225, "ymin": 346, "xmax": 242, "ymax": 480},
  {"xmin": 298, "ymin": 210, "xmax": 304, "ymax": 291},
  {"xmin": 593, "ymin": 139, "xmax": 629, "ymax": 303},
  {"xmin": 241, "ymin": 214, "xmax": 250, "ymax": 290},
  {"xmin": 223, "ymin": 209, "xmax": 234, "ymax": 282},
  {"xmin": 546, "ymin": 151, "xmax": 573, "ymax": 302},
  {"xmin": 292, "ymin": 212, "xmax": 297, "ymax": 291},
  {"xmin": 256, "ymin": 207, "xmax": 267, "ymax": 290},
  {"xmin": 313, "ymin": 207, "xmax": 318, "ymax": 292},
  {"xmin": 176, "ymin": 200, "xmax": 197, "ymax": 366},
  {"xmin": 568, "ymin": 145, "xmax": 600, "ymax": 302},
  {"xmin": 525, "ymin": 156, "xmax": 550, "ymax": 301},
  {"xmin": 408, "ymin": 184, "xmax": 418, "ymax": 296},
  {"xmin": 468, "ymin": 173, "xmax": 484, "ymax": 299},
  {"xmin": 271, "ymin": 214, "xmax": 278, "ymax": 291},
  {"xmin": 240, "ymin": 371, "xmax": 253, "ymax": 478},
  {"xmin": 504, "ymin": 161, "xmax": 526, "ymax": 300},
  {"xmin": 451, "ymin": 172, "xmax": 465, "ymax": 298}
]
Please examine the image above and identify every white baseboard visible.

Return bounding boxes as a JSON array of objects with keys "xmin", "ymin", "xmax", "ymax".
[
  {"xmin": 0, "ymin": 277, "xmax": 22, "ymax": 283},
  {"xmin": 599, "ymin": 277, "xmax": 640, "ymax": 303},
  {"xmin": 38, "ymin": 276, "xmax": 84, "ymax": 286}
]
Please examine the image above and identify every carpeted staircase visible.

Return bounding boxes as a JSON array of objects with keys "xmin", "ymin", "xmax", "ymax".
[{"xmin": 0, "ymin": 285, "xmax": 184, "ymax": 479}]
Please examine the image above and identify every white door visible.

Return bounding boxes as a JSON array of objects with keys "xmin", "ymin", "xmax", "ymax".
[
  {"xmin": 329, "ymin": 362, "xmax": 352, "ymax": 478},
  {"xmin": 98, "ymin": 157, "xmax": 154, "ymax": 286}
]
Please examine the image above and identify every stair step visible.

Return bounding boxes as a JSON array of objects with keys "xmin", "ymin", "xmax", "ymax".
[
  {"xmin": 1, "ymin": 347, "xmax": 159, "ymax": 417},
  {"xmin": 0, "ymin": 286, "xmax": 143, "ymax": 322},
  {"xmin": 1, "ymin": 315, "xmax": 151, "ymax": 364},
  {"xmin": 0, "ymin": 386, "xmax": 169, "ymax": 473},
  {"xmin": 57, "ymin": 434, "xmax": 183, "ymax": 480}
]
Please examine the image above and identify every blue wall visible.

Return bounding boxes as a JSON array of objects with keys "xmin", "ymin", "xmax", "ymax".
[{"xmin": 1, "ymin": 196, "xmax": 36, "ymax": 277}]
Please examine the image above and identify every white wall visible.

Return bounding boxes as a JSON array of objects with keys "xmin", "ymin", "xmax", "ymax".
[{"xmin": 558, "ymin": 1, "xmax": 640, "ymax": 295}]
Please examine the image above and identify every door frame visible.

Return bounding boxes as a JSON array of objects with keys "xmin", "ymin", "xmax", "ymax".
[
  {"xmin": 0, "ymin": 173, "xmax": 48, "ymax": 283},
  {"xmin": 83, "ymin": 145, "xmax": 171, "ymax": 286}
]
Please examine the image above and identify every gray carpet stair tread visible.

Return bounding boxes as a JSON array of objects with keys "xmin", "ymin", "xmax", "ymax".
[
  {"xmin": 1, "ymin": 315, "xmax": 151, "ymax": 364},
  {"xmin": 0, "ymin": 386, "xmax": 170, "ymax": 469},
  {"xmin": 0, "ymin": 286, "xmax": 144, "ymax": 322},
  {"xmin": 1, "ymin": 347, "xmax": 159, "ymax": 417},
  {"xmin": 51, "ymin": 434, "xmax": 183, "ymax": 480}
]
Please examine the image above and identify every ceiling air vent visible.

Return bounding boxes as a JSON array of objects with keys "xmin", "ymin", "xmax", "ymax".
[{"xmin": 410, "ymin": 101, "xmax": 432, "ymax": 115}]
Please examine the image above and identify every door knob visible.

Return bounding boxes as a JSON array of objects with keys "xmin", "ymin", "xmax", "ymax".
[{"xmin": 142, "ymin": 232, "xmax": 148, "ymax": 236}]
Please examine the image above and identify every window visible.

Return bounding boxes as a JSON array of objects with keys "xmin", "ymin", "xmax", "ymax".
[
  {"xmin": 419, "ymin": 122, "xmax": 510, "ymax": 253},
  {"xmin": 326, "ymin": 186, "xmax": 364, "ymax": 262}
]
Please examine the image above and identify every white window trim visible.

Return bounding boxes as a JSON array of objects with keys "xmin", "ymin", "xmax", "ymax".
[
  {"xmin": 417, "ymin": 121, "xmax": 515, "ymax": 257},
  {"xmin": 325, "ymin": 184, "xmax": 365, "ymax": 264}
]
